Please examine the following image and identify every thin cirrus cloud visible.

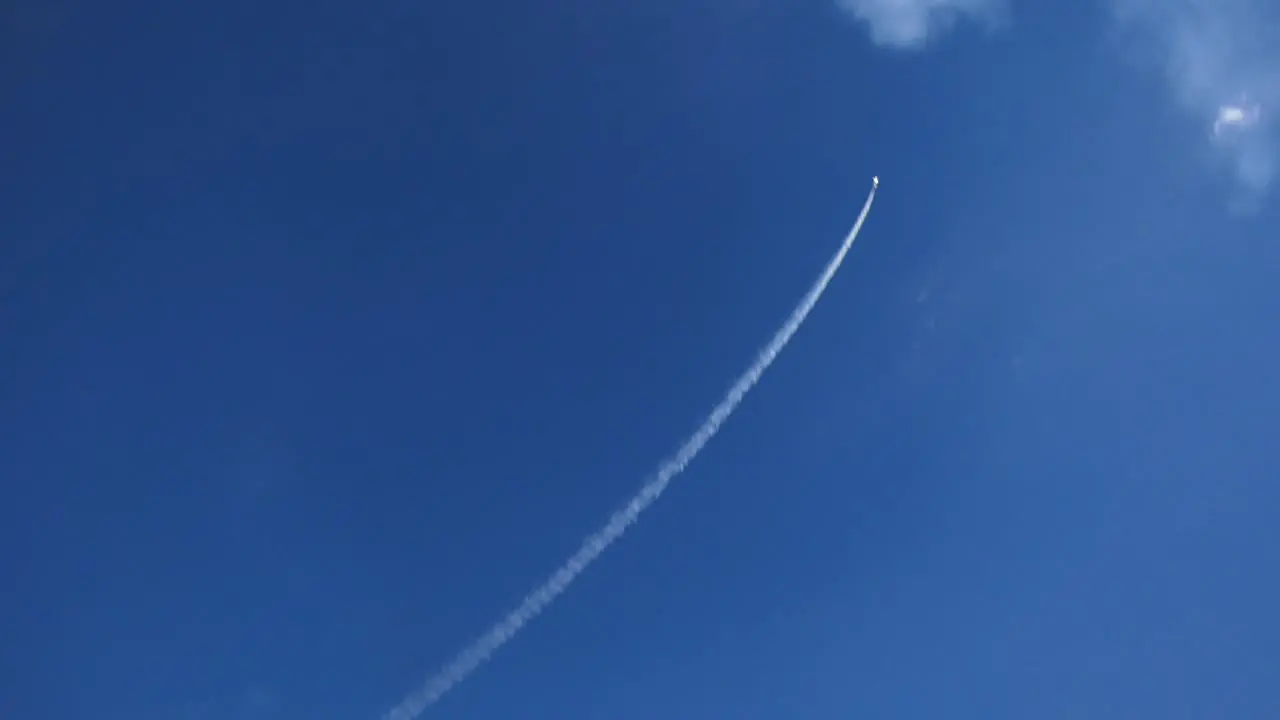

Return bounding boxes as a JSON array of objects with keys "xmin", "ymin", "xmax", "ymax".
[
  {"xmin": 835, "ymin": 0, "xmax": 1008, "ymax": 50},
  {"xmin": 1107, "ymin": 0, "xmax": 1279, "ymax": 200},
  {"xmin": 837, "ymin": 0, "xmax": 1279, "ymax": 202}
]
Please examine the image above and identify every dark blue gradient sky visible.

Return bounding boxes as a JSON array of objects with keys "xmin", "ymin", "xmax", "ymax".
[{"xmin": 4, "ymin": 1, "xmax": 1278, "ymax": 718}]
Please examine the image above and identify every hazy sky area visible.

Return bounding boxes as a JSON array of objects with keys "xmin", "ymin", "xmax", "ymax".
[{"xmin": 3, "ymin": 1, "xmax": 1278, "ymax": 719}]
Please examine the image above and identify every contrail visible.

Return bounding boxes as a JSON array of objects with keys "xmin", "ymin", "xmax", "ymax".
[{"xmin": 382, "ymin": 176, "xmax": 881, "ymax": 720}]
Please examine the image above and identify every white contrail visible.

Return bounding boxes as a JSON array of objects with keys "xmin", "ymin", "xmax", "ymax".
[{"xmin": 382, "ymin": 177, "xmax": 881, "ymax": 720}]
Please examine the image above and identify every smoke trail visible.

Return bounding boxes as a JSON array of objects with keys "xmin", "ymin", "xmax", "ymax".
[{"xmin": 381, "ymin": 177, "xmax": 880, "ymax": 720}]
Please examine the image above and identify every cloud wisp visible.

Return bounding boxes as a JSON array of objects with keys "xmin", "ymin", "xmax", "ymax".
[
  {"xmin": 378, "ymin": 178, "xmax": 881, "ymax": 719},
  {"xmin": 1108, "ymin": 0, "xmax": 1280, "ymax": 201},
  {"xmin": 836, "ymin": 0, "xmax": 1007, "ymax": 50}
]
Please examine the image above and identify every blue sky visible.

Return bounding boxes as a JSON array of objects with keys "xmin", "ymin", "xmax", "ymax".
[{"xmin": 4, "ymin": 0, "xmax": 1279, "ymax": 718}]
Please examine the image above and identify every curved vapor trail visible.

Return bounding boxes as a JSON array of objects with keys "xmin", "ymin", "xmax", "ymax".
[{"xmin": 382, "ymin": 177, "xmax": 880, "ymax": 720}]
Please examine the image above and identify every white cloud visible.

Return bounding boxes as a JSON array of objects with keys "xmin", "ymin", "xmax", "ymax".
[
  {"xmin": 1108, "ymin": 0, "xmax": 1280, "ymax": 199},
  {"xmin": 836, "ymin": 0, "xmax": 1007, "ymax": 50},
  {"xmin": 1213, "ymin": 101, "xmax": 1260, "ymax": 137}
]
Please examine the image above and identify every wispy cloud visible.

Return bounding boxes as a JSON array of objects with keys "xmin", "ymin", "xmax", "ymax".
[
  {"xmin": 1108, "ymin": 0, "xmax": 1280, "ymax": 201},
  {"xmin": 836, "ymin": 0, "xmax": 1007, "ymax": 49}
]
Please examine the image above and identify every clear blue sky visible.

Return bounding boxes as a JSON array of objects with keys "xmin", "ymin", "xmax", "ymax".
[{"xmin": 4, "ymin": 1, "xmax": 1279, "ymax": 718}]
